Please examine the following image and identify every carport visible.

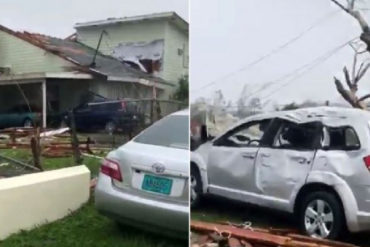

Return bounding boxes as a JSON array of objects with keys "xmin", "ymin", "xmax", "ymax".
[{"xmin": 0, "ymin": 73, "xmax": 93, "ymax": 128}]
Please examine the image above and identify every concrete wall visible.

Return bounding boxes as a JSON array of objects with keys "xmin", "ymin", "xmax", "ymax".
[
  {"xmin": 0, "ymin": 165, "xmax": 90, "ymax": 240},
  {"xmin": 0, "ymin": 30, "xmax": 75, "ymax": 74}
]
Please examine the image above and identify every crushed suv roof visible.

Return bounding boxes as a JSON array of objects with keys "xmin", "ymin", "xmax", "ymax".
[{"xmin": 241, "ymin": 107, "xmax": 370, "ymax": 127}]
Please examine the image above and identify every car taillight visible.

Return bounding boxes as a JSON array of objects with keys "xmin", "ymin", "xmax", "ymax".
[
  {"xmin": 101, "ymin": 158, "xmax": 122, "ymax": 181},
  {"xmin": 363, "ymin": 156, "xmax": 370, "ymax": 171}
]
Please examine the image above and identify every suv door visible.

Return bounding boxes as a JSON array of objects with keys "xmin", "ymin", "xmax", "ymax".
[
  {"xmin": 254, "ymin": 120, "xmax": 322, "ymax": 205},
  {"xmin": 207, "ymin": 119, "xmax": 272, "ymax": 199}
]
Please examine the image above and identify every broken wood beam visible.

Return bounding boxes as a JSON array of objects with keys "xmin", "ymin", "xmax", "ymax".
[{"xmin": 191, "ymin": 220, "xmax": 290, "ymax": 246}]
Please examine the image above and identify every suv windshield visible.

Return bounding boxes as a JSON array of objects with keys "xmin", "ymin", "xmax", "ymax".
[{"xmin": 134, "ymin": 114, "xmax": 189, "ymax": 149}]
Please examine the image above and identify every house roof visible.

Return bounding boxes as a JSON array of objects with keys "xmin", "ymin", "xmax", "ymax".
[
  {"xmin": 0, "ymin": 25, "xmax": 171, "ymax": 86},
  {"xmin": 74, "ymin": 12, "xmax": 188, "ymax": 32}
]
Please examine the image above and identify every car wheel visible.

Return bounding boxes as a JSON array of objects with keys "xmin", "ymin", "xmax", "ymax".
[
  {"xmin": 23, "ymin": 118, "xmax": 33, "ymax": 128},
  {"xmin": 191, "ymin": 165, "xmax": 202, "ymax": 208},
  {"xmin": 105, "ymin": 121, "xmax": 116, "ymax": 134},
  {"xmin": 299, "ymin": 191, "xmax": 345, "ymax": 240}
]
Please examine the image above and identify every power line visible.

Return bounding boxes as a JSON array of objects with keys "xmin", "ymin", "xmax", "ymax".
[
  {"xmin": 259, "ymin": 38, "xmax": 355, "ymax": 101},
  {"xmin": 191, "ymin": 10, "xmax": 341, "ymax": 92},
  {"xmin": 241, "ymin": 38, "xmax": 353, "ymax": 102}
]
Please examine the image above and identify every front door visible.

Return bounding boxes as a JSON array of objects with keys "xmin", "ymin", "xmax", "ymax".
[
  {"xmin": 207, "ymin": 119, "xmax": 272, "ymax": 199},
  {"xmin": 255, "ymin": 120, "xmax": 321, "ymax": 203}
]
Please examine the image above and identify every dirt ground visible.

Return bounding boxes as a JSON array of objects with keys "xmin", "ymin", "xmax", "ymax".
[{"xmin": 191, "ymin": 195, "xmax": 370, "ymax": 247}]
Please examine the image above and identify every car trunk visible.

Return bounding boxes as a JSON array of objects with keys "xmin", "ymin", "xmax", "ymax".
[{"xmin": 110, "ymin": 141, "xmax": 189, "ymax": 204}]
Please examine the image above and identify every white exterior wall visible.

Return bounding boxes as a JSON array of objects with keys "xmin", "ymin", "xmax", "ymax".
[
  {"xmin": 76, "ymin": 21, "xmax": 166, "ymax": 56},
  {"xmin": 163, "ymin": 22, "xmax": 189, "ymax": 86},
  {"xmin": 0, "ymin": 166, "xmax": 90, "ymax": 240},
  {"xmin": 0, "ymin": 30, "xmax": 76, "ymax": 74}
]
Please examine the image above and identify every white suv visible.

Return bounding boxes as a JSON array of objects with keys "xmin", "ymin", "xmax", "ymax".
[{"xmin": 191, "ymin": 107, "xmax": 370, "ymax": 239}]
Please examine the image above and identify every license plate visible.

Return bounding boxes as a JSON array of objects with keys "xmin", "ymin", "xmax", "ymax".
[{"xmin": 142, "ymin": 174, "xmax": 173, "ymax": 195}]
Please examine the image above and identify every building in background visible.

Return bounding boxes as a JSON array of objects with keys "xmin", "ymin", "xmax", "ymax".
[
  {"xmin": 0, "ymin": 25, "xmax": 170, "ymax": 127},
  {"xmin": 74, "ymin": 12, "xmax": 189, "ymax": 99}
]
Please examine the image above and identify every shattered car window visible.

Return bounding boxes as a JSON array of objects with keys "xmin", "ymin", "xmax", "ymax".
[
  {"xmin": 134, "ymin": 115, "xmax": 189, "ymax": 149},
  {"xmin": 273, "ymin": 122, "xmax": 318, "ymax": 149},
  {"xmin": 323, "ymin": 126, "xmax": 360, "ymax": 150},
  {"xmin": 214, "ymin": 120, "xmax": 271, "ymax": 147}
]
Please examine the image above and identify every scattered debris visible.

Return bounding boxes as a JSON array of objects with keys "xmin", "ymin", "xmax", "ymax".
[
  {"xmin": 0, "ymin": 154, "xmax": 40, "ymax": 171},
  {"xmin": 191, "ymin": 220, "xmax": 358, "ymax": 247},
  {"xmin": 40, "ymin": 127, "xmax": 69, "ymax": 138}
]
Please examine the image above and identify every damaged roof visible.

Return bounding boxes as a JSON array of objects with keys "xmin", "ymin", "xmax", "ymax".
[
  {"xmin": 74, "ymin": 12, "xmax": 188, "ymax": 32},
  {"xmin": 0, "ymin": 25, "xmax": 170, "ymax": 85}
]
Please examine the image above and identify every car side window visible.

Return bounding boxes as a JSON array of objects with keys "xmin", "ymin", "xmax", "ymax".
[
  {"xmin": 322, "ymin": 126, "xmax": 360, "ymax": 150},
  {"xmin": 214, "ymin": 120, "xmax": 271, "ymax": 147},
  {"xmin": 273, "ymin": 121, "xmax": 319, "ymax": 150}
]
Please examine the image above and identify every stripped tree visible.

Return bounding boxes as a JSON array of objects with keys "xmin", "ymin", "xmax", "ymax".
[
  {"xmin": 334, "ymin": 44, "xmax": 370, "ymax": 109},
  {"xmin": 330, "ymin": 0, "xmax": 370, "ymax": 109}
]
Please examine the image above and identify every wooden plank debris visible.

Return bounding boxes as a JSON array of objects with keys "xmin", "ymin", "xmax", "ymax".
[{"xmin": 191, "ymin": 220, "xmax": 359, "ymax": 247}]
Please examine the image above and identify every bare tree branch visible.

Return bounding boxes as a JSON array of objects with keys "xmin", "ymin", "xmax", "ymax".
[
  {"xmin": 352, "ymin": 51, "xmax": 358, "ymax": 81},
  {"xmin": 334, "ymin": 77, "xmax": 358, "ymax": 107},
  {"xmin": 334, "ymin": 76, "xmax": 366, "ymax": 109},
  {"xmin": 330, "ymin": 0, "xmax": 370, "ymax": 32},
  {"xmin": 356, "ymin": 61, "xmax": 365, "ymax": 78},
  {"xmin": 330, "ymin": 0, "xmax": 351, "ymax": 13},
  {"xmin": 343, "ymin": 66, "xmax": 353, "ymax": 89},
  {"xmin": 355, "ymin": 63, "xmax": 370, "ymax": 83},
  {"xmin": 347, "ymin": 0, "xmax": 355, "ymax": 10},
  {"xmin": 358, "ymin": 93, "xmax": 370, "ymax": 102}
]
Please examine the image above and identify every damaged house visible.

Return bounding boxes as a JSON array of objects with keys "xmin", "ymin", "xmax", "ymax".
[
  {"xmin": 74, "ymin": 11, "xmax": 189, "ymax": 97},
  {"xmin": 0, "ymin": 24, "xmax": 172, "ymax": 127}
]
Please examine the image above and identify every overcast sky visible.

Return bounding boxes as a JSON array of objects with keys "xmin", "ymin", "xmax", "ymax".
[
  {"xmin": 0, "ymin": 0, "xmax": 188, "ymax": 38},
  {"xmin": 190, "ymin": 0, "xmax": 370, "ymax": 108}
]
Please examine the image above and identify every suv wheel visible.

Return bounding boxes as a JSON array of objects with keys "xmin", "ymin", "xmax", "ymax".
[
  {"xmin": 191, "ymin": 165, "xmax": 202, "ymax": 208},
  {"xmin": 299, "ymin": 191, "xmax": 345, "ymax": 240},
  {"xmin": 105, "ymin": 121, "xmax": 116, "ymax": 134},
  {"xmin": 23, "ymin": 118, "xmax": 33, "ymax": 128}
]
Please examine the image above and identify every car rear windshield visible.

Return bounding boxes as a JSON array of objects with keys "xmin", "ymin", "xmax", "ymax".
[{"xmin": 134, "ymin": 115, "xmax": 189, "ymax": 149}]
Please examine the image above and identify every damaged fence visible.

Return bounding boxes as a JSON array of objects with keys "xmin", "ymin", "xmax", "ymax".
[
  {"xmin": 191, "ymin": 220, "xmax": 358, "ymax": 247},
  {"xmin": 0, "ymin": 125, "xmax": 110, "ymax": 179}
]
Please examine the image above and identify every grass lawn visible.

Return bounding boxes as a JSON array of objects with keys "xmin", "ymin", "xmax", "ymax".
[{"xmin": 0, "ymin": 149, "xmax": 188, "ymax": 247}]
